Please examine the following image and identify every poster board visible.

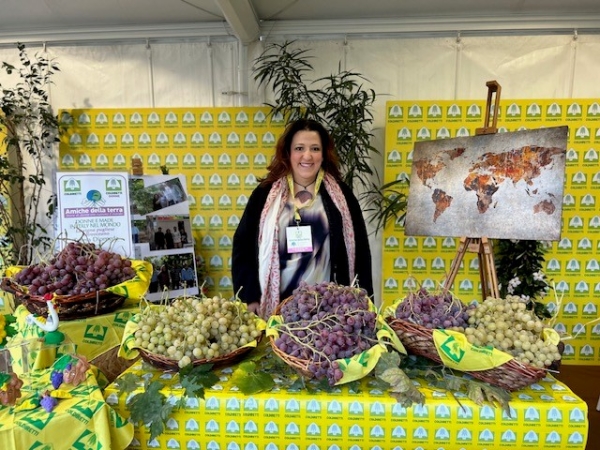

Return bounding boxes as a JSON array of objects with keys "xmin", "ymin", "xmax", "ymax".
[
  {"xmin": 129, "ymin": 174, "xmax": 198, "ymax": 301},
  {"xmin": 405, "ymin": 126, "xmax": 567, "ymax": 240},
  {"xmin": 56, "ymin": 171, "xmax": 133, "ymax": 257}
]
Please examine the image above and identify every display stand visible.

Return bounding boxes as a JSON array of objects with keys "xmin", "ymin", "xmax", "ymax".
[{"xmin": 443, "ymin": 81, "xmax": 501, "ymax": 300}]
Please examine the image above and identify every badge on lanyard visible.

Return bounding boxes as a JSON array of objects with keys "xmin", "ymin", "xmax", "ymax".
[{"xmin": 286, "ymin": 225, "xmax": 313, "ymax": 253}]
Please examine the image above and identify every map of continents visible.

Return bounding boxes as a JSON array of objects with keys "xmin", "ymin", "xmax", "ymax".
[{"xmin": 405, "ymin": 126, "xmax": 567, "ymax": 241}]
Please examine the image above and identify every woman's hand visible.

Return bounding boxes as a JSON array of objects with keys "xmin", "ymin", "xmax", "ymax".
[{"xmin": 247, "ymin": 302, "xmax": 260, "ymax": 314}]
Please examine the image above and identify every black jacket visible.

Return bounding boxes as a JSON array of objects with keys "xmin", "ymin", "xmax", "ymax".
[{"xmin": 232, "ymin": 179, "xmax": 374, "ymax": 303}]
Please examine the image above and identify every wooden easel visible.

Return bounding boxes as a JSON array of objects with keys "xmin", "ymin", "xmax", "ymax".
[{"xmin": 443, "ymin": 81, "xmax": 501, "ymax": 300}]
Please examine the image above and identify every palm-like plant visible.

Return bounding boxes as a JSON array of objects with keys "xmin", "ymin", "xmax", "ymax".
[{"xmin": 253, "ymin": 41, "xmax": 407, "ymax": 230}]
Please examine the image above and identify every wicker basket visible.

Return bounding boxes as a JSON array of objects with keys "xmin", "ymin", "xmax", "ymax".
[
  {"xmin": 138, "ymin": 334, "xmax": 263, "ymax": 371},
  {"xmin": 386, "ymin": 317, "xmax": 548, "ymax": 391},
  {"xmin": 268, "ymin": 296, "xmax": 317, "ymax": 378},
  {"xmin": 0, "ymin": 277, "xmax": 127, "ymax": 321}
]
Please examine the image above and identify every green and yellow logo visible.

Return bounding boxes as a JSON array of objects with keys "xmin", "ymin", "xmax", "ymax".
[
  {"xmin": 439, "ymin": 334, "xmax": 466, "ymax": 363},
  {"xmin": 67, "ymin": 399, "xmax": 103, "ymax": 425},
  {"xmin": 83, "ymin": 324, "xmax": 108, "ymax": 343},
  {"xmin": 16, "ymin": 409, "xmax": 55, "ymax": 436},
  {"xmin": 72, "ymin": 428, "xmax": 102, "ymax": 450},
  {"xmin": 63, "ymin": 178, "xmax": 82, "ymax": 193}
]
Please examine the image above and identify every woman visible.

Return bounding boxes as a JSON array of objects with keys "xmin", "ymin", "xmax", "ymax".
[{"xmin": 232, "ymin": 118, "xmax": 373, "ymax": 319}]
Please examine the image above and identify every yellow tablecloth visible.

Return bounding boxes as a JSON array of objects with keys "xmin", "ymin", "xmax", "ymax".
[
  {"xmin": 10, "ymin": 304, "xmax": 139, "ymax": 362},
  {"xmin": 0, "ymin": 366, "xmax": 133, "ymax": 449},
  {"xmin": 104, "ymin": 358, "xmax": 589, "ymax": 450}
]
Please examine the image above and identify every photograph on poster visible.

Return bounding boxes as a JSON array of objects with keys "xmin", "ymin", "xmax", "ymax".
[
  {"xmin": 129, "ymin": 175, "xmax": 187, "ymax": 217},
  {"xmin": 128, "ymin": 174, "xmax": 199, "ymax": 301},
  {"xmin": 142, "ymin": 215, "xmax": 193, "ymax": 251},
  {"xmin": 144, "ymin": 251, "xmax": 199, "ymax": 302}
]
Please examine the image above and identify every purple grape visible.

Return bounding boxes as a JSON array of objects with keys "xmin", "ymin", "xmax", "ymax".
[
  {"xmin": 50, "ymin": 371, "xmax": 63, "ymax": 389},
  {"xmin": 40, "ymin": 394, "xmax": 58, "ymax": 412}
]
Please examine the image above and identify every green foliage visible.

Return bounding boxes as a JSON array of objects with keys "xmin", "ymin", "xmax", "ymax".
[
  {"xmin": 116, "ymin": 372, "xmax": 142, "ymax": 398},
  {"xmin": 0, "ymin": 43, "xmax": 62, "ymax": 267},
  {"xmin": 229, "ymin": 361, "xmax": 275, "ymax": 394},
  {"xmin": 362, "ymin": 177, "xmax": 410, "ymax": 231},
  {"xmin": 253, "ymin": 40, "xmax": 408, "ymax": 231},
  {"xmin": 127, "ymin": 379, "xmax": 174, "ymax": 441},
  {"xmin": 179, "ymin": 363, "xmax": 219, "ymax": 399},
  {"xmin": 254, "ymin": 42, "xmax": 378, "ymax": 191},
  {"xmin": 494, "ymin": 239, "xmax": 552, "ymax": 318}
]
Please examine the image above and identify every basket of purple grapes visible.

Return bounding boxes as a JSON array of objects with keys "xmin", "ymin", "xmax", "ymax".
[
  {"xmin": 385, "ymin": 288, "xmax": 474, "ymax": 363},
  {"xmin": 385, "ymin": 288, "xmax": 551, "ymax": 391},
  {"xmin": 267, "ymin": 281, "xmax": 383, "ymax": 386},
  {"xmin": 1, "ymin": 242, "xmax": 150, "ymax": 320}
]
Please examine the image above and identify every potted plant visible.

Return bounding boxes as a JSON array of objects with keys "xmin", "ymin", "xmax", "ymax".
[
  {"xmin": 0, "ymin": 43, "xmax": 60, "ymax": 268},
  {"xmin": 252, "ymin": 41, "xmax": 408, "ymax": 230}
]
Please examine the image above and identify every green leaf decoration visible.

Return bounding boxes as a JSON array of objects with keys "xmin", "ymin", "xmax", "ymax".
[
  {"xmin": 127, "ymin": 380, "xmax": 173, "ymax": 442},
  {"xmin": 117, "ymin": 373, "xmax": 141, "ymax": 398},
  {"xmin": 229, "ymin": 361, "xmax": 275, "ymax": 395},
  {"xmin": 178, "ymin": 363, "xmax": 219, "ymax": 399}
]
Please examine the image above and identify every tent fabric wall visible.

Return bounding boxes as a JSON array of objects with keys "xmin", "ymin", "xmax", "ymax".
[{"xmin": 1, "ymin": 32, "xmax": 600, "ymax": 304}]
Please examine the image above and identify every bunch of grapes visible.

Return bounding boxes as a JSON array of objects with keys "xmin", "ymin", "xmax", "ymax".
[
  {"xmin": 134, "ymin": 295, "xmax": 261, "ymax": 368},
  {"xmin": 394, "ymin": 288, "xmax": 473, "ymax": 331},
  {"xmin": 274, "ymin": 281, "xmax": 378, "ymax": 386},
  {"xmin": 464, "ymin": 295, "xmax": 562, "ymax": 368},
  {"xmin": 13, "ymin": 242, "xmax": 136, "ymax": 296}
]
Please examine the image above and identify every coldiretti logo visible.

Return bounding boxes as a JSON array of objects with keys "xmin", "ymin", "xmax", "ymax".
[
  {"xmin": 17, "ymin": 409, "xmax": 56, "ymax": 435},
  {"xmin": 427, "ymin": 104, "xmax": 442, "ymax": 119},
  {"xmin": 389, "ymin": 104, "xmax": 403, "ymax": 118},
  {"xmin": 447, "ymin": 104, "xmax": 462, "ymax": 118},
  {"xmin": 72, "ymin": 428, "xmax": 102, "ymax": 450},
  {"xmin": 63, "ymin": 178, "xmax": 82, "ymax": 193},
  {"xmin": 439, "ymin": 334, "xmax": 466, "ymax": 363},
  {"xmin": 526, "ymin": 103, "xmax": 542, "ymax": 117},
  {"xmin": 68, "ymin": 399, "xmax": 103, "ymax": 425},
  {"xmin": 84, "ymin": 324, "xmax": 108, "ymax": 342},
  {"xmin": 105, "ymin": 178, "xmax": 122, "ymax": 193},
  {"xmin": 408, "ymin": 104, "xmax": 423, "ymax": 119},
  {"xmin": 114, "ymin": 311, "xmax": 133, "ymax": 325}
]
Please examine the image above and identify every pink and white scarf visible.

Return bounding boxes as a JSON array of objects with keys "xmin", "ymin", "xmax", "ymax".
[{"xmin": 257, "ymin": 172, "xmax": 355, "ymax": 319}]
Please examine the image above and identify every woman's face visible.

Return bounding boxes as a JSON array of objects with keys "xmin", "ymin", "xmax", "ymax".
[{"xmin": 289, "ymin": 130, "xmax": 323, "ymax": 184}]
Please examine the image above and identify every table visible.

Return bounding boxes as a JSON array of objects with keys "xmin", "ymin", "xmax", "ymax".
[
  {"xmin": 104, "ymin": 358, "xmax": 589, "ymax": 450},
  {"xmin": 8, "ymin": 304, "xmax": 139, "ymax": 375},
  {"xmin": 0, "ymin": 365, "xmax": 133, "ymax": 449}
]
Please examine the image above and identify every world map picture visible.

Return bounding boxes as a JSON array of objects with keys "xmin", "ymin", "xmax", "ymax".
[{"xmin": 405, "ymin": 126, "xmax": 568, "ymax": 241}]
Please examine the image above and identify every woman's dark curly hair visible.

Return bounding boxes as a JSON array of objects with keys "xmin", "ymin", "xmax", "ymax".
[{"xmin": 260, "ymin": 118, "xmax": 341, "ymax": 185}]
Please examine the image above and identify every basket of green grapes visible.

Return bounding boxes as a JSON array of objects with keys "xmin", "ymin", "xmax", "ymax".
[
  {"xmin": 128, "ymin": 294, "xmax": 265, "ymax": 371},
  {"xmin": 1, "ymin": 242, "xmax": 149, "ymax": 320},
  {"xmin": 386, "ymin": 288, "xmax": 562, "ymax": 391}
]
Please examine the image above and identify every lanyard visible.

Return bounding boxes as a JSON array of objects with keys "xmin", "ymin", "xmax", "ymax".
[{"xmin": 287, "ymin": 169, "xmax": 324, "ymax": 224}]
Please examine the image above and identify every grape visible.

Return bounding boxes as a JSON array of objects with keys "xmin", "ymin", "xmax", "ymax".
[
  {"xmin": 13, "ymin": 242, "xmax": 136, "ymax": 296},
  {"xmin": 50, "ymin": 370, "xmax": 64, "ymax": 389},
  {"xmin": 40, "ymin": 393, "xmax": 58, "ymax": 412},
  {"xmin": 135, "ymin": 294, "xmax": 260, "ymax": 369},
  {"xmin": 464, "ymin": 295, "xmax": 561, "ymax": 368},
  {"xmin": 394, "ymin": 288, "xmax": 473, "ymax": 331},
  {"xmin": 275, "ymin": 281, "xmax": 378, "ymax": 386}
]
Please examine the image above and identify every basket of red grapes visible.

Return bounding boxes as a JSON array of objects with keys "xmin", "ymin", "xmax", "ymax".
[
  {"xmin": 385, "ymin": 287, "xmax": 474, "ymax": 362},
  {"xmin": 268, "ymin": 281, "xmax": 380, "ymax": 386},
  {"xmin": 1, "ymin": 242, "xmax": 140, "ymax": 320},
  {"xmin": 386, "ymin": 288, "xmax": 561, "ymax": 391}
]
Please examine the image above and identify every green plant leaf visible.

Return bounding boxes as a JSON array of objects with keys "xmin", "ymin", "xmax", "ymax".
[
  {"xmin": 229, "ymin": 361, "xmax": 275, "ymax": 394},
  {"xmin": 178, "ymin": 364, "xmax": 219, "ymax": 399},
  {"xmin": 127, "ymin": 380, "xmax": 174, "ymax": 441},
  {"xmin": 117, "ymin": 372, "xmax": 142, "ymax": 397}
]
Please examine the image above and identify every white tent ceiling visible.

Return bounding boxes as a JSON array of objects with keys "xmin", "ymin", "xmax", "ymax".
[{"xmin": 2, "ymin": 0, "xmax": 600, "ymax": 45}]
